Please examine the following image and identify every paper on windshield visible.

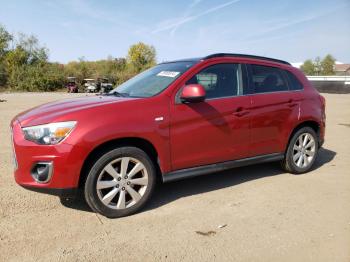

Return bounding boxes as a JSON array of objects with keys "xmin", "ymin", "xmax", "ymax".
[{"xmin": 157, "ymin": 71, "xmax": 180, "ymax": 78}]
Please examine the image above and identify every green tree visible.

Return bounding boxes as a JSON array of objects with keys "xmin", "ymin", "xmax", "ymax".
[
  {"xmin": 0, "ymin": 62, "xmax": 7, "ymax": 87},
  {"xmin": 0, "ymin": 25, "xmax": 12, "ymax": 57},
  {"xmin": 300, "ymin": 59, "xmax": 316, "ymax": 75},
  {"xmin": 16, "ymin": 33, "xmax": 48, "ymax": 64},
  {"xmin": 314, "ymin": 56, "xmax": 322, "ymax": 75},
  {"xmin": 0, "ymin": 25, "xmax": 13, "ymax": 87},
  {"xmin": 64, "ymin": 57, "xmax": 95, "ymax": 85},
  {"xmin": 321, "ymin": 54, "xmax": 335, "ymax": 75},
  {"xmin": 5, "ymin": 47, "xmax": 30, "ymax": 70},
  {"xmin": 4, "ymin": 33, "xmax": 59, "ymax": 91},
  {"xmin": 127, "ymin": 42, "xmax": 156, "ymax": 72}
]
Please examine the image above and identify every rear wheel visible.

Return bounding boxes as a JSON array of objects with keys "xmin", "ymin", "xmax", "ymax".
[
  {"xmin": 281, "ymin": 127, "xmax": 319, "ymax": 174},
  {"xmin": 84, "ymin": 147, "xmax": 156, "ymax": 218}
]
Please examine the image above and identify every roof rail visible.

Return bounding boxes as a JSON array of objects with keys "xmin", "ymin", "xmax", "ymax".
[{"xmin": 203, "ymin": 53, "xmax": 291, "ymax": 65}]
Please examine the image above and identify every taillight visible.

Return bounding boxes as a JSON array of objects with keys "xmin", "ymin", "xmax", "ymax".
[
  {"xmin": 320, "ymin": 95, "xmax": 326, "ymax": 108},
  {"xmin": 320, "ymin": 95, "xmax": 326, "ymax": 120}
]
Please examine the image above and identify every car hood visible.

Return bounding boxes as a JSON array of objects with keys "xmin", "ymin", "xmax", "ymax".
[{"xmin": 16, "ymin": 95, "xmax": 136, "ymax": 127}]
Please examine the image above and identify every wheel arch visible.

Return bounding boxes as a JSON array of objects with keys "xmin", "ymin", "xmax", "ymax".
[
  {"xmin": 78, "ymin": 137, "xmax": 161, "ymax": 188},
  {"xmin": 285, "ymin": 120, "xmax": 321, "ymax": 152}
]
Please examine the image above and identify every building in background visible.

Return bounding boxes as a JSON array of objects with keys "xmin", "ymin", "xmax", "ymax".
[{"xmin": 334, "ymin": 64, "xmax": 350, "ymax": 76}]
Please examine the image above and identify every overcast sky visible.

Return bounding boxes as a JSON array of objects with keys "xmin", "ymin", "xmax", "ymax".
[{"xmin": 1, "ymin": 0, "xmax": 349, "ymax": 63}]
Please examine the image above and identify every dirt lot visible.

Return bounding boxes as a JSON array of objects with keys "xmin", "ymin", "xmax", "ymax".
[{"xmin": 0, "ymin": 92, "xmax": 349, "ymax": 261}]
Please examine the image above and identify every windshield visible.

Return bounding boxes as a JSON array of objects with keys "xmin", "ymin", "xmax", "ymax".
[{"xmin": 110, "ymin": 61, "xmax": 196, "ymax": 97}]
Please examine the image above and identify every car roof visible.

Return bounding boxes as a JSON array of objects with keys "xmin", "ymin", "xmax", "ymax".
[
  {"xmin": 161, "ymin": 53, "xmax": 290, "ymax": 66},
  {"xmin": 159, "ymin": 57, "xmax": 202, "ymax": 64}
]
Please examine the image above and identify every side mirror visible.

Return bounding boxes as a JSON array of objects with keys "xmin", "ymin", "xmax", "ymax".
[{"xmin": 180, "ymin": 84, "xmax": 206, "ymax": 103}]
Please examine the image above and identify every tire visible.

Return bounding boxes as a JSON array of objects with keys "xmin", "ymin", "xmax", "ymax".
[
  {"xmin": 84, "ymin": 147, "xmax": 156, "ymax": 218},
  {"xmin": 281, "ymin": 127, "xmax": 319, "ymax": 174}
]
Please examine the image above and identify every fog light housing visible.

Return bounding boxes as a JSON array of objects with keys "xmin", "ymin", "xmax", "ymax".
[{"xmin": 30, "ymin": 162, "xmax": 53, "ymax": 183}]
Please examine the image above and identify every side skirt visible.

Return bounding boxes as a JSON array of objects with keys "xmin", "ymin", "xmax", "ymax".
[{"xmin": 162, "ymin": 153, "xmax": 284, "ymax": 183}]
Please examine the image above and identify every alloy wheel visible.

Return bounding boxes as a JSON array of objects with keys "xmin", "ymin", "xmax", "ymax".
[
  {"xmin": 292, "ymin": 133, "xmax": 316, "ymax": 168},
  {"xmin": 96, "ymin": 157, "xmax": 149, "ymax": 209}
]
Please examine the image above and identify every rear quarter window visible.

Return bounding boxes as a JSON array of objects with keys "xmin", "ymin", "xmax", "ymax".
[{"xmin": 285, "ymin": 71, "xmax": 304, "ymax": 90}]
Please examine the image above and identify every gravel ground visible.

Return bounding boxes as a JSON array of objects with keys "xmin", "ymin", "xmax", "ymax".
[{"xmin": 0, "ymin": 92, "xmax": 349, "ymax": 262}]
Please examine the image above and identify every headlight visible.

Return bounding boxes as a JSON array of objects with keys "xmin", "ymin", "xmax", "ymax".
[{"xmin": 22, "ymin": 121, "xmax": 77, "ymax": 145}]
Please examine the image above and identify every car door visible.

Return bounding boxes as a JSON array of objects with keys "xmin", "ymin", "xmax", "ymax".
[
  {"xmin": 169, "ymin": 63, "xmax": 251, "ymax": 171},
  {"xmin": 248, "ymin": 64, "xmax": 298, "ymax": 156}
]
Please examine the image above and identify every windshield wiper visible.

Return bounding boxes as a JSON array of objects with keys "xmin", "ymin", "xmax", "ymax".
[{"xmin": 103, "ymin": 91, "xmax": 129, "ymax": 97}]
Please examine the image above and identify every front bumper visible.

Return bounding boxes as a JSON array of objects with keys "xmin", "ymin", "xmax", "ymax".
[{"xmin": 11, "ymin": 119, "xmax": 86, "ymax": 196}]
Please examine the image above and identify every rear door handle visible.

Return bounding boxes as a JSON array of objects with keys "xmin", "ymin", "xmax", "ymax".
[
  {"xmin": 233, "ymin": 107, "xmax": 250, "ymax": 117},
  {"xmin": 287, "ymin": 99, "xmax": 298, "ymax": 108}
]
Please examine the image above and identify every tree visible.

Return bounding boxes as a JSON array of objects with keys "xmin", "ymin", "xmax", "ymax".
[
  {"xmin": 6, "ymin": 62, "xmax": 64, "ymax": 91},
  {"xmin": 16, "ymin": 33, "xmax": 48, "ymax": 64},
  {"xmin": 5, "ymin": 47, "xmax": 30, "ymax": 70},
  {"xmin": 5, "ymin": 34, "xmax": 48, "ymax": 72},
  {"xmin": 321, "ymin": 54, "xmax": 335, "ymax": 75},
  {"xmin": 0, "ymin": 25, "xmax": 12, "ymax": 57},
  {"xmin": 300, "ymin": 59, "xmax": 316, "ymax": 75},
  {"xmin": 300, "ymin": 55, "xmax": 337, "ymax": 76},
  {"xmin": 0, "ymin": 25, "xmax": 12, "ymax": 86},
  {"xmin": 4, "ymin": 33, "xmax": 57, "ymax": 91},
  {"xmin": 127, "ymin": 42, "xmax": 156, "ymax": 72},
  {"xmin": 64, "ymin": 57, "xmax": 95, "ymax": 85},
  {"xmin": 314, "ymin": 56, "xmax": 322, "ymax": 75}
]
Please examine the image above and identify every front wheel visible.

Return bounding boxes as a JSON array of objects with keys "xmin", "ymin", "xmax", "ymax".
[
  {"xmin": 281, "ymin": 127, "xmax": 319, "ymax": 174},
  {"xmin": 84, "ymin": 147, "xmax": 156, "ymax": 218}
]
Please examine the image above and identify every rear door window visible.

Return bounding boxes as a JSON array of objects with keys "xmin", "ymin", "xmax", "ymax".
[{"xmin": 249, "ymin": 64, "xmax": 289, "ymax": 93}]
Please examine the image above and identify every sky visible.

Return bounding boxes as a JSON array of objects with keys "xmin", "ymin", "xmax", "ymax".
[{"xmin": 1, "ymin": 0, "xmax": 349, "ymax": 64}]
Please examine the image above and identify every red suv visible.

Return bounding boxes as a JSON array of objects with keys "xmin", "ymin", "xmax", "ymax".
[{"xmin": 11, "ymin": 53, "xmax": 326, "ymax": 218}]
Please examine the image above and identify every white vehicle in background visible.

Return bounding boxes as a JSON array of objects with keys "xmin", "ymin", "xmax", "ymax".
[
  {"xmin": 84, "ymin": 79, "xmax": 97, "ymax": 93},
  {"xmin": 99, "ymin": 78, "xmax": 114, "ymax": 93}
]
